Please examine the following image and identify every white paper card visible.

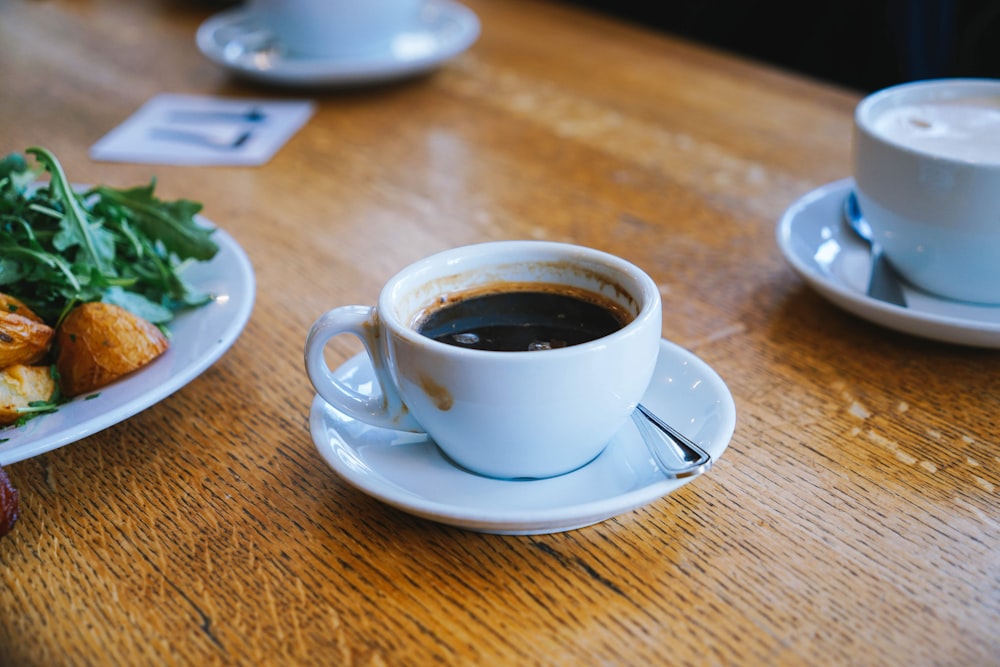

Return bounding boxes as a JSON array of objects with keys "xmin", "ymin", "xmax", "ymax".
[{"xmin": 90, "ymin": 93, "xmax": 315, "ymax": 166}]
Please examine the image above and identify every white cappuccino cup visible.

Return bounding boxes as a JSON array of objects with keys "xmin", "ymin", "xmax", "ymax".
[{"xmin": 852, "ymin": 78, "xmax": 1000, "ymax": 304}]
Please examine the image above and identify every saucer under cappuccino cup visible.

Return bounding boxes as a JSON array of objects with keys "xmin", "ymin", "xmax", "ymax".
[
  {"xmin": 249, "ymin": 0, "xmax": 424, "ymax": 59},
  {"xmin": 852, "ymin": 78, "xmax": 1000, "ymax": 304}
]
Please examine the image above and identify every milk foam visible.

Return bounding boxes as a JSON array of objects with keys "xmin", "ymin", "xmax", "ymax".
[{"xmin": 872, "ymin": 96, "xmax": 1000, "ymax": 163}]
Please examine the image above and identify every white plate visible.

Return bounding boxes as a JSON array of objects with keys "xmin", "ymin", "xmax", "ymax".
[
  {"xmin": 776, "ymin": 178, "xmax": 1000, "ymax": 348},
  {"xmin": 309, "ymin": 339, "xmax": 736, "ymax": 535},
  {"xmin": 196, "ymin": 0, "xmax": 480, "ymax": 87},
  {"xmin": 0, "ymin": 226, "xmax": 255, "ymax": 465}
]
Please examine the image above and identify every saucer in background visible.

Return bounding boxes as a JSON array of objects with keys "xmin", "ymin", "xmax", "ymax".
[
  {"xmin": 776, "ymin": 178, "xmax": 1000, "ymax": 348},
  {"xmin": 196, "ymin": 0, "xmax": 480, "ymax": 87}
]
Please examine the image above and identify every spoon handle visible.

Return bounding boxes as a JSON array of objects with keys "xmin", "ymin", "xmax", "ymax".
[
  {"xmin": 149, "ymin": 127, "xmax": 253, "ymax": 150},
  {"xmin": 633, "ymin": 404, "xmax": 713, "ymax": 479},
  {"xmin": 844, "ymin": 193, "xmax": 908, "ymax": 307}
]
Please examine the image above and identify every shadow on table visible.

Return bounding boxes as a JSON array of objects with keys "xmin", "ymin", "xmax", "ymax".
[{"xmin": 766, "ymin": 284, "xmax": 998, "ymax": 390}]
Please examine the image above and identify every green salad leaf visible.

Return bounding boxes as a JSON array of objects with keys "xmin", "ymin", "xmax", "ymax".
[{"xmin": 0, "ymin": 146, "xmax": 219, "ymax": 325}]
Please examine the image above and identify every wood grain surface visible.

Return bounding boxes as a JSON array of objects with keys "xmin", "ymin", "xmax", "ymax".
[{"xmin": 1, "ymin": 1, "xmax": 997, "ymax": 665}]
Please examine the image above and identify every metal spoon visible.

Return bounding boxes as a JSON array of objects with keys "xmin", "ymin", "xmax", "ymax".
[
  {"xmin": 149, "ymin": 127, "xmax": 253, "ymax": 150},
  {"xmin": 167, "ymin": 107, "xmax": 267, "ymax": 124},
  {"xmin": 218, "ymin": 25, "xmax": 282, "ymax": 65},
  {"xmin": 632, "ymin": 404, "xmax": 712, "ymax": 479},
  {"xmin": 843, "ymin": 192, "xmax": 907, "ymax": 307}
]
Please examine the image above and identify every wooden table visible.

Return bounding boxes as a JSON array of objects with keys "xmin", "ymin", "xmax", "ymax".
[{"xmin": 2, "ymin": 1, "xmax": 997, "ymax": 664}]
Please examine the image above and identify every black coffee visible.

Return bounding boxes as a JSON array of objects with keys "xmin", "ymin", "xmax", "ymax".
[{"xmin": 416, "ymin": 285, "xmax": 630, "ymax": 352}]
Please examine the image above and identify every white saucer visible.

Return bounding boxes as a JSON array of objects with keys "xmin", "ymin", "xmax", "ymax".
[
  {"xmin": 309, "ymin": 339, "xmax": 736, "ymax": 535},
  {"xmin": 196, "ymin": 0, "xmax": 480, "ymax": 87},
  {"xmin": 776, "ymin": 178, "xmax": 1000, "ymax": 348}
]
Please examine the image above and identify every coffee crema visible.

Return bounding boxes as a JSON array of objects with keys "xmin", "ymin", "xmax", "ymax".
[
  {"xmin": 871, "ymin": 96, "xmax": 1000, "ymax": 163},
  {"xmin": 415, "ymin": 283, "xmax": 631, "ymax": 352}
]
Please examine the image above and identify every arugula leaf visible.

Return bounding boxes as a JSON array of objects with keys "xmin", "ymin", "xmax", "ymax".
[
  {"xmin": 27, "ymin": 147, "xmax": 115, "ymax": 276},
  {"xmin": 90, "ymin": 182, "xmax": 218, "ymax": 261},
  {"xmin": 102, "ymin": 286, "xmax": 175, "ymax": 325},
  {"xmin": 0, "ymin": 153, "xmax": 28, "ymax": 182},
  {"xmin": 0, "ymin": 147, "xmax": 219, "ymax": 325}
]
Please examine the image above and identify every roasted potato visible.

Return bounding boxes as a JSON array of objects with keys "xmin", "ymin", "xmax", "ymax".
[
  {"xmin": 0, "ymin": 294, "xmax": 54, "ymax": 368},
  {"xmin": 55, "ymin": 302, "xmax": 169, "ymax": 397},
  {"xmin": 0, "ymin": 364, "xmax": 57, "ymax": 426}
]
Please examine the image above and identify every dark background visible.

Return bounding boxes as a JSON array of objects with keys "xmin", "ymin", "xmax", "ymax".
[{"xmin": 562, "ymin": 0, "xmax": 1000, "ymax": 92}]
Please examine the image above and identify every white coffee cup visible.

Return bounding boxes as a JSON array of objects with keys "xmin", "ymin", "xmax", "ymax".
[
  {"xmin": 249, "ymin": 0, "xmax": 424, "ymax": 59},
  {"xmin": 852, "ymin": 78, "xmax": 1000, "ymax": 304},
  {"xmin": 304, "ymin": 241, "xmax": 663, "ymax": 479}
]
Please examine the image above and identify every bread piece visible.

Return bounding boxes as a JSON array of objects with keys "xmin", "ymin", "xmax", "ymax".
[
  {"xmin": 55, "ymin": 302, "xmax": 169, "ymax": 397},
  {"xmin": 0, "ymin": 364, "xmax": 57, "ymax": 426}
]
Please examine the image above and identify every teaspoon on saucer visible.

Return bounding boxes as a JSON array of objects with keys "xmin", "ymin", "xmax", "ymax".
[
  {"xmin": 843, "ymin": 192, "xmax": 907, "ymax": 307},
  {"xmin": 632, "ymin": 404, "xmax": 712, "ymax": 479}
]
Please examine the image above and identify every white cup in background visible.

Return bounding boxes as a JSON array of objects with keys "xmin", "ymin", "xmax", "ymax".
[
  {"xmin": 304, "ymin": 241, "xmax": 662, "ymax": 480},
  {"xmin": 852, "ymin": 78, "xmax": 1000, "ymax": 304},
  {"xmin": 249, "ymin": 0, "xmax": 424, "ymax": 59}
]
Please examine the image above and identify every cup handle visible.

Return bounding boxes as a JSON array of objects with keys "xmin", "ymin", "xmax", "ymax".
[{"xmin": 305, "ymin": 305, "xmax": 422, "ymax": 432}]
